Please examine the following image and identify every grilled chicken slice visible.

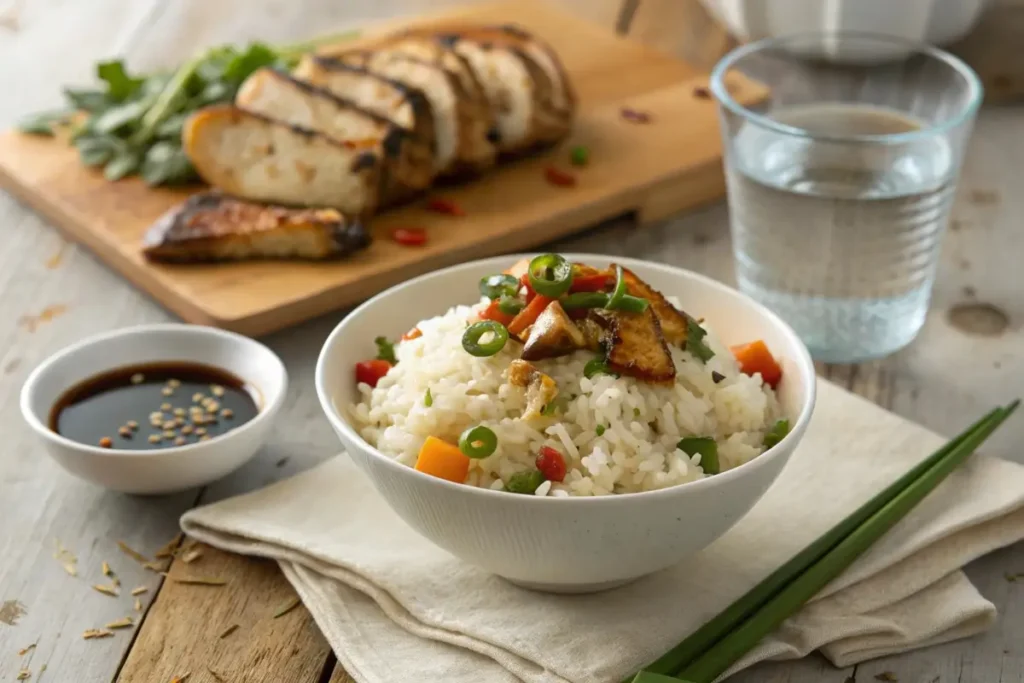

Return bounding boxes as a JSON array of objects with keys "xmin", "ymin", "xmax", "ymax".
[
  {"xmin": 334, "ymin": 41, "xmax": 497, "ymax": 177},
  {"xmin": 404, "ymin": 24, "xmax": 575, "ymax": 153},
  {"xmin": 590, "ymin": 307, "xmax": 676, "ymax": 384},
  {"xmin": 184, "ymin": 106, "xmax": 382, "ymax": 214},
  {"xmin": 617, "ymin": 265, "xmax": 692, "ymax": 346},
  {"xmin": 142, "ymin": 193, "xmax": 370, "ymax": 263},
  {"xmin": 235, "ymin": 69, "xmax": 434, "ymax": 205},
  {"xmin": 521, "ymin": 301, "xmax": 587, "ymax": 361},
  {"xmin": 293, "ymin": 56, "xmax": 438, "ymax": 176},
  {"xmin": 508, "ymin": 360, "xmax": 558, "ymax": 420}
]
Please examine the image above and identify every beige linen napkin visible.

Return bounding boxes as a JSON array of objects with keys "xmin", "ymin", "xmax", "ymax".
[{"xmin": 181, "ymin": 379, "xmax": 1024, "ymax": 683}]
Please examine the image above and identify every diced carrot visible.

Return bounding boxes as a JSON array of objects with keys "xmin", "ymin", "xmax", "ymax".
[
  {"xmin": 730, "ymin": 340, "xmax": 783, "ymax": 388},
  {"xmin": 479, "ymin": 299, "xmax": 515, "ymax": 326},
  {"xmin": 504, "ymin": 258, "xmax": 532, "ymax": 279},
  {"xmin": 508, "ymin": 295, "xmax": 553, "ymax": 337},
  {"xmin": 415, "ymin": 436, "xmax": 471, "ymax": 483},
  {"xmin": 401, "ymin": 327, "xmax": 423, "ymax": 341}
]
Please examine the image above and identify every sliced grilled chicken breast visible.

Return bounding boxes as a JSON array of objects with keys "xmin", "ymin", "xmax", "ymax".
[
  {"xmin": 183, "ymin": 105, "xmax": 382, "ymax": 215},
  {"xmin": 236, "ymin": 69, "xmax": 433, "ymax": 205},
  {"xmin": 336, "ymin": 41, "xmax": 497, "ymax": 177},
  {"xmin": 142, "ymin": 193, "xmax": 371, "ymax": 262},
  {"xmin": 404, "ymin": 24, "xmax": 575, "ymax": 153}
]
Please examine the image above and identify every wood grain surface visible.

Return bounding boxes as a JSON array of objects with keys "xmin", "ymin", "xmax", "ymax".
[
  {"xmin": 1, "ymin": 1, "xmax": 1022, "ymax": 682},
  {"xmin": 0, "ymin": 0, "xmax": 765, "ymax": 337}
]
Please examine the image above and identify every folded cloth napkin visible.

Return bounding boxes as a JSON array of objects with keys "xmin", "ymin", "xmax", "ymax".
[{"xmin": 181, "ymin": 379, "xmax": 1024, "ymax": 683}]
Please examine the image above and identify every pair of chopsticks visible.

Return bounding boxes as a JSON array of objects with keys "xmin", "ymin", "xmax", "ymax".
[{"xmin": 631, "ymin": 400, "xmax": 1020, "ymax": 683}]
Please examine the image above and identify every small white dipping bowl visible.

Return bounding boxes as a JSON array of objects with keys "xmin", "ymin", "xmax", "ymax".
[
  {"xmin": 316, "ymin": 254, "xmax": 816, "ymax": 592},
  {"xmin": 21, "ymin": 324, "xmax": 287, "ymax": 495}
]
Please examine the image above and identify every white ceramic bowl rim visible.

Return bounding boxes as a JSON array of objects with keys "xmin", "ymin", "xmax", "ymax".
[
  {"xmin": 20, "ymin": 323, "xmax": 288, "ymax": 458},
  {"xmin": 710, "ymin": 30, "xmax": 984, "ymax": 145},
  {"xmin": 316, "ymin": 253, "xmax": 817, "ymax": 506}
]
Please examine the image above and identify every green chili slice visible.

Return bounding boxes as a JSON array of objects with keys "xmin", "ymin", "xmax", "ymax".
[
  {"xmin": 505, "ymin": 469, "xmax": 546, "ymax": 494},
  {"xmin": 763, "ymin": 419, "xmax": 791, "ymax": 449},
  {"xmin": 527, "ymin": 253, "xmax": 573, "ymax": 297},
  {"xmin": 459, "ymin": 425, "xmax": 498, "ymax": 459},
  {"xmin": 561, "ymin": 292, "xmax": 610, "ymax": 309},
  {"xmin": 479, "ymin": 274, "xmax": 519, "ymax": 300},
  {"xmin": 584, "ymin": 358, "xmax": 616, "ymax": 379},
  {"xmin": 604, "ymin": 265, "xmax": 650, "ymax": 313},
  {"xmin": 462, "ymin": 321, "xmax": 509, "ymax": 357},
  {"xmin": 498, "ymin": 295, "xmax": 525, "ymax": 315},
  {"xmin": 424, "ymin": 388, "xmax": 433, "ymax": 407},
  {"xmin": 677, "ymin": 436, "xmax": 720, "ymax": 475}
]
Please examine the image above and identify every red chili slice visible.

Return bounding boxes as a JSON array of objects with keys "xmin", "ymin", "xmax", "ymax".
[
  {"xmin": 425, "ymin": 197, "xmax": 466, "ymax": 216},
  {"xmin": 570, "ymin": 273, "xmax": 612, "ymax": 292},
  {"xmin": 536, "ymin": 446, "xmax": 567, "ymax": 483},
  {"xmin": 544, "ymin": 165, "xmax": 576, "ymax": 187},
  {"xmin": 355, "ymin": 359, "xmax": 392, "ymax": 388},
  {"xmin": 392, "ymin": 227, "xmax": 428, "ymax": 246},
  {"xmin": 621, "ymin": 107, "xmax": 652, "ymax": 124}
]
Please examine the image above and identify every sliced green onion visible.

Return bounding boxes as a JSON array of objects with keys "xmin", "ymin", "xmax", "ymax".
[
  {"xmin": 561, "ymin": 292, "xmax": 610, "ymax": 309},
  {"xmin": 374, "ymin": 336, "xmax": 397, "ymax": 364},
  {"xmin": 479, "ymin": 273, "xmax": 519, "ymax": 300},
  {"xmin": 595, "ymin": 424, "xmax": 606, "ymax": 436},
  {"xmin": 462, "ymin": 321, "xmax": 509, "ymax": 357},
  {"xmin": 569, "ymin": 145, "xmax": 589, "ymax": 166},
  {"xmin": 609, "ymin": 294, "xmax": 649, "ymax": 313},
  {"xmin": 677, "ymin": 436, "xmax": 719, "ymax": 475},
  {"xmin": 684, "ymin": 318, "xmax": 715, "ymax": 362},
  {"xmin": 584, "ymin": 358, "xmax": 615, "ymax": 379},
  {"xmin": 541, "ymin": 402, "xmax": 558, "ymax": 417},
  {"xmin": 763, "ymin": 419, "xmax": 790, "ymax": 449},
  {"xmin": 505, "ymin": 469, "xmax": 546, "ymax": 494},
  {"xmin": 459, "ymin": 425, "xmax": 498, "ymax": 459},
  {"xmin": 424, "ymin": 388, "xmax": 433, "ymax": 407},
  {"xmin": 527, "ymin": 253, "xmax": 573, "ymax": 297},
  {"xmin": 497, "ymin": 295, "xmax": 525, "ymax": 315}
]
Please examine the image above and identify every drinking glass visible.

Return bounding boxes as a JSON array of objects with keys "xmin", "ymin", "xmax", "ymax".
[{"xmin": 711, "ymin": 33, "xmax": 982, "ymax": 363}]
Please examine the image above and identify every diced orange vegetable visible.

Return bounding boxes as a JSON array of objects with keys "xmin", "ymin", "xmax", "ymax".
[
  {"xmin": 508, "ymin": 295, "xmax": 553, "ymax": 337},
  {"xmin": 401, "ymin": 327, "xmax": 423, "ymax": 341},
  {"xmin": 571, "ymin": 273, "xmax": 612, "ymax": 292},
  {"xmin": 730, "ymin": 340, "xmax": 783, "ymax": 388},
  {"xmin": 479, "ymin": 299, "xmax": 515, "ymax": 326},
  {"xmin": 415, "ymin": 436, "xmax": 471, "ymax": 483},
  {"xmin": 504, "ymin": 258, "xmax": 531, "ymax": 279}
]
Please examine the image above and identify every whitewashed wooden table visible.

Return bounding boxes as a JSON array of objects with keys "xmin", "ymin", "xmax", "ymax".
[{"xmin": 1, "ymin": 1, "xmax": 1022, "ymax": 682}]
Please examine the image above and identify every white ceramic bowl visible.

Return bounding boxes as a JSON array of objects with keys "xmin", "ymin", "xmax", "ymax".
[
  {"xmin": 316, "ymin": 255, "xmax": 816, "ymax": 592},
  {"xmin": 21, "ymin": 324, "xmax": 287, "ymax": 495}
]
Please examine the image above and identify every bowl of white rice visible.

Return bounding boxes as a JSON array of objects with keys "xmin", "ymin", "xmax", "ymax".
[{"xmin": 316, "ymin": 254, "xmax": 816, "ymax": 592}]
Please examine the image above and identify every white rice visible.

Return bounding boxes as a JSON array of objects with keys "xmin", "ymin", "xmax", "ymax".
[{"xmin": 349, "ymin": 302, "xmax": 782, "ymax": 496}]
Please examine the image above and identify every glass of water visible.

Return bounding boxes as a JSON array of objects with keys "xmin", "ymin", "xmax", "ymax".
[{"xmin": 711, "ymin": 34, "xmax": 982, "ymax": 363}]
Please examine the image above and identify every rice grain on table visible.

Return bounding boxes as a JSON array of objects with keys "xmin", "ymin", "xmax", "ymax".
[{"xmin": 350, "ymin": 303, "xmax": 781, "ymax": 496}]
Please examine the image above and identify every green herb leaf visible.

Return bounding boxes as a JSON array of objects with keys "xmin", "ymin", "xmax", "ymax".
[
  {"xmin": 92, "ymin": 100, "xmax": 148, "ymax": 135},
  {"xmin": 16, "ymin": 109, "xmax": 74, "ymax": 136},
  {"xmin": 677, "ymin": 436, "xmax": 720, "ymax": 474},
  {"xmin": 63, "ymin": 87, "xmax": 111, "ymax": 113},
  {"xmin": 96, "ymin": 60, "xmax": 144, "ymax": 101},
  {"xmin": 222, "ymin": 43, "xmax": 278, "ymax": 84},
  {"xmin": 763, "ymin": 419, "xmax": 790, "ymax": 449},
  {"xmin": 104, "ymin": 150, "xmax": 141, "ymax": 181},
  {"xmin": 374, "ymin": 336, "xmax": 397, "ymax": 364},
  {"xmin": 685, "ymin": 318, "xmax": 715, "ymax": 363},
  {"xmin": 76, "ymin": 136, "xmax": 121, "ymax": 167},
  {"xmin": 141, "ymin": 140, "xmax": 195, "ymax": 185},
  {"xmin": 155, "ymin": 113, "xmax": 189, "ymax": 138},
  {"xmin": 424, "ymin": 388, "xmax": 433, "ymax": 408},
  {"xmin": 193, "ymin": 80, "xmax": 233, "ymax": 106}
]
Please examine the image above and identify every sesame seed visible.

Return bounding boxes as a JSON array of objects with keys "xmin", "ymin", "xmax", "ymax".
[
  {"xmin": 168, "ymin": 379, "xmax": 181, "ymax": 388},
  {"xmin": 211, "ymin": 385, "xmax": 225, "ymax": 397},
  {"xmin": 221, "ymin": 409, "xmax": 233, "ymax": 419},
  {"xmin": 161, "ymin": 403, "xmax": 172, "ymax": 411},
  {"xmin": 175, "ymin": 418, "xmax": 185, "ymax": 427},
  {"xmin": 161, "ymin": 387, "xmax": 173, "ymax": 396},
  {"xmin": 149, "ymin": 411, "xmax": 163, "ymax": 420},
  {"xmin": 118, "ymin": 426, "xmax": 132, "ymax": 437},
  {"xmin": 181, "ymin": 425, "xmax": 194, "ymax": 435},
  {"xmin": 192, "ymin": 393, "xmax": 204, "ymax": 402},
  {"xmin": 206, "ymin": 400, "xmax": 220, "ymax": 412},
  {"xmin": 130, "ymin": 373, "xmax": 145, "ymax": 384},
  {"xmin": 199, "ymin": 435, "xmax": 211, "ymax": 441},
  {"xmin": 99, "ymin": 437, "xmax": 113, "ymax": 448},
  {"xmin": 173, "ymin": 436, "xmax": 186, "ymax": 446},
  {"xmin": 195, "ymin": 427, "xmax": 207, "ymax": 436},
  {"xmin": 127, "ymin": 420, "xmax": 139, "ymax": 430},
  {"xmin": 162, "ymin": 421, "xmax": 175, "ymax": 430},
  {"xmin": 173, "ymin": 408, "xmax": 186, "ymax": 417},
  {"xmin": 148, "ymin": 435, "xmax": 161, "ymax": 444},
  {"xmin": 162, "ymin": 430, "xmax": 175, "ymax": 439}
]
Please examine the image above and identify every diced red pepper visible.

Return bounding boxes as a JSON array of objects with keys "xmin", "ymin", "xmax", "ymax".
[
  {"xmin": 425, "ymin": 197, "xmax": 466, "ymax": 216},
  {"xmin": 355, "ymin": 359, "xmax": 392, "ymax": 388},
  {"xmin": 544, "ymin": 165, "xmax": 576, "ymax": 187},
  {"xmin": 536, "ymin": 446, "xmax": 566, "ymax": 483},
  {"xmin": 508, "ymin": 295, "xmax": 553, "ymax": 337},
  {"xmin": 401, "ymin": 327, "xmax": 422, "ymax": 341},
  {"xmin": 392, "ymin": 227, "xmax": 428, "ymax": 246},
  {"xmin": 479, "ymin": 299, "xmax": 515, "ymax": 327},
  {"xmin": 570, "ymin": 273, "xmax": 612, "ymax": 292},
  {"xmin": 519, "ymin": 272, "xmax": 537, "ymax": 304}
]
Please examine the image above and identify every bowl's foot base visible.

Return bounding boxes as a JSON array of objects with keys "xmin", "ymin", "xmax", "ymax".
[{"xmin": 501, "ymin": 575, "xmax": 640, "ymax": 594}]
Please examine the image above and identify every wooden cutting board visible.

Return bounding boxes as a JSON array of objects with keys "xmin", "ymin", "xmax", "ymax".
[{"xmin": 0, "ymin": 0, "xmax": 766, "ymax": 337}]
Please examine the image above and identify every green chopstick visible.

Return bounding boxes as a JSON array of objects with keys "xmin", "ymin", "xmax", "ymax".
[{"xmin": 630, "ymin": 400, "xmax": 1018, "ymax": 683}]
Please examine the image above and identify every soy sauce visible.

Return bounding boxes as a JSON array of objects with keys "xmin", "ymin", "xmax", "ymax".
[{"xmin": 49, "ymin": 361, "xmax": 260, "ymax": 450}]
